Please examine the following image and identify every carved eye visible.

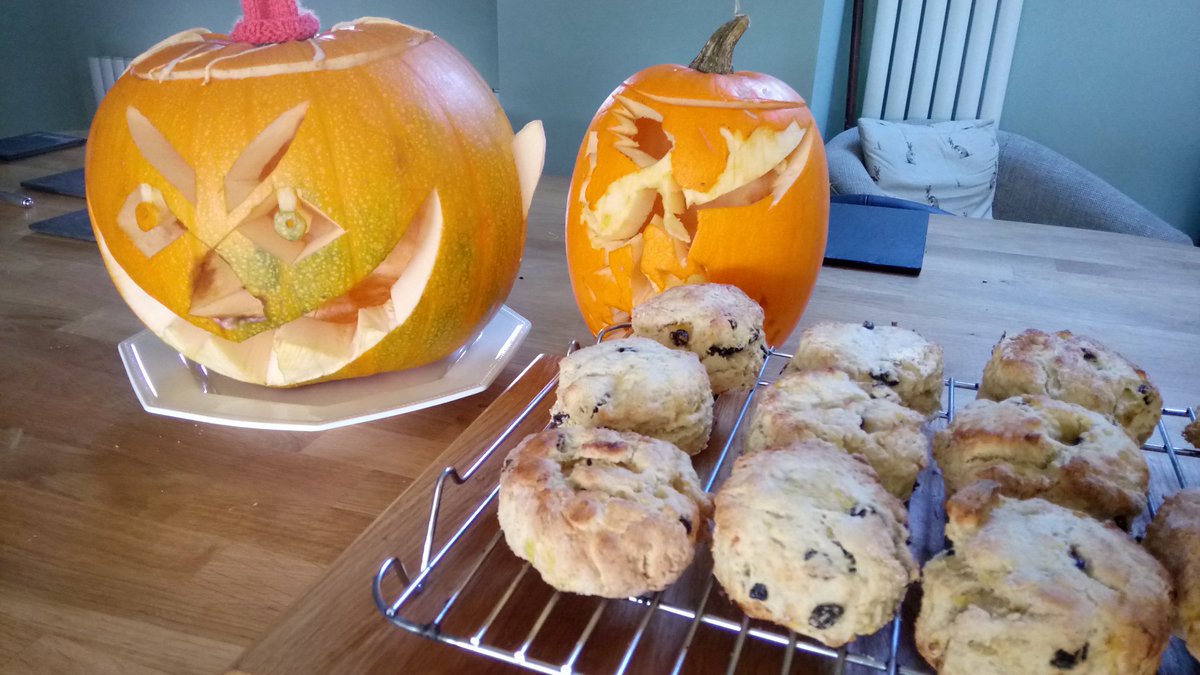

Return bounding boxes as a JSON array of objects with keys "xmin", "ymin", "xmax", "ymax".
[
  {"xmin": 234, "ymin": 186, "xmax": 345, "ymax": 265},
  {"xmin": 116, "ymin": 183, "xmax": 186, "ymax": 257},
  {"xmin": 222, "ymin": 102, "xmax": 346, "ymax": 265},
  {"xmin": 119, "ymin": 107, "xmax": 196, "ymax": 257},
  {"xmin": 611, "ymin": 95, "xmax": 673, "ymax": 168}
]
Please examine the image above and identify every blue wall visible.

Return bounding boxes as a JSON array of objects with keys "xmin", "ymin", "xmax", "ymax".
[
  {"xmin": 810, "ymin": 0, "xmax": 851, "ymax": 139},
  {"xmin": 0, "ymin": 0, "xmax": 498, "ymax": 136},
  {"xmin": 1001, "ymin": 0, "xmax": 1200, "ymax": 241},
  {"xmin": 497, "ymin": 0, "xmax": 831, "ymax": 176},
  {"xmin": 0, "ymin": 1, "xmax": 84, "ymax": 136}
]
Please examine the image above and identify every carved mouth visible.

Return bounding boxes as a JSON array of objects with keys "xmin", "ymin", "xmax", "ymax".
[
  {"xmin": 577, "ymin": 97, "xmax": 816, "ymax": 315},
  {"xmin": 97, "ymin": 190, "xmax": 445, "ymax": 386}
]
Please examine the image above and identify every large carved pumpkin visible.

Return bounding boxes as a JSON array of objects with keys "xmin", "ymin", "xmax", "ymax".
[
  {"xmin": 565, "ymin": 16, "xmax": 828, "ymax": 346},
  {"xmin": 87, "ymin": 15, "xmax": 544, "ymax": 387}
]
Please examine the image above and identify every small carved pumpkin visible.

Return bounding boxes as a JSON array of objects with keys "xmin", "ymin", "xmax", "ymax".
[
  {"xmin": 86, "ymin": 15, "xmax": 545, "ymax": 387},
  {"xmin": 565, "ymin": 16, "xmax": 828, "ymax": 346}
]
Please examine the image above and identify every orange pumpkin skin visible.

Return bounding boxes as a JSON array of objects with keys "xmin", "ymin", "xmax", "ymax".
[
  {"xmin": 565, "ymin": 60, "xmax": 829, "ymax": 347},
  {"xmin": 86, "ymin": 19, "xmax": 543, "ymax": 386}
]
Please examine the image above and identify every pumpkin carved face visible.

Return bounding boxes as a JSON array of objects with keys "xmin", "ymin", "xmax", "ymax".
[
  {"xmin": 565, "ymin": 17, "xmax": 828, "ymax": 346},
  {"xmin": 87, "ymin": 19, "xmax": 544, "ymax": 386}
]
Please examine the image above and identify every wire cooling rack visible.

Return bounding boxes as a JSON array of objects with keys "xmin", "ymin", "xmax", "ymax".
[{"xmin": 372, "ymin": 334, "xmax": 1200, "ymax": 675}]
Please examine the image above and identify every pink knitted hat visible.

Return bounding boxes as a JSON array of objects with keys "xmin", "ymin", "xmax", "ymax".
[{"xmin": 231, "ymin": 0, "xmax": 320, "ymax": 44}]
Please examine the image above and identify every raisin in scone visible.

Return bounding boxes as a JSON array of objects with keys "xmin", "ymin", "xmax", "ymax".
[
  {"xmin": 916, "ymin": 481, "xmax": 1171, "ymax": 675},
  {"xmin": 786, "ymin": 321, "xmax": 944, "ymax": 416},
  {"xmin": 631, "ymin": 283, "xmax": 768, "ymax": 395},
  {"xmin": 550, "ymin": 337, "xmax": 713, "ymax": 455},
  {"xmin": 498, "ymin": 427, "xmax": 711, "ymax": 598},
  {"xmin": 744, "ymin": 369, "xmax": 928, "ymax": 498},
  {"xmin": 1145, "ymin": 489, "xmax": 1200, "ymax": 660},
  {"xmin": 712, "ymin": 441, "xmax": 917, "ymax": 647},
  {"xmin": 979, "ymin": 329, "xmax": 1162, "ymax": 444},
  {"xmin": 934, "ymin": 395, "xmax": 1148, "ymax": 524}
]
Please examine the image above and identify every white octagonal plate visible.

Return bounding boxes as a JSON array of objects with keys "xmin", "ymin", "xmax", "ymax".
[{"xmin": 117, "ymin": 305, "xmax": 531, "ymax": 431}]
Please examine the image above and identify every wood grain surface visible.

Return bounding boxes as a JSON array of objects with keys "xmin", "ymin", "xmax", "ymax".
[{"xmin": 1, "ymin": 146, "xmax": 1198, "ymax": 674}]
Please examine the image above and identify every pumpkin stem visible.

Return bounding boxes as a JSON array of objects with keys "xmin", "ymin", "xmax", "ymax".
[{"xmin": 689, "ymin": 15, "xmax": 750, "ymax": 75}]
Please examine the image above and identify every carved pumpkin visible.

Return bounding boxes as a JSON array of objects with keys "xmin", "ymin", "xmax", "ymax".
[
  {"xmin": 565, "ymin": 16, "xmax": 828, "ymax": 346},
  {"xmin": 86, "ymin": 15, "xmax": 545, "ymax": 387}
]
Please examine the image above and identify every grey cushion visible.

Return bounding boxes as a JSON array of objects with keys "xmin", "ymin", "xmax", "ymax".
[{"xmin": 826, "ymin": 127, "xmax": 1192, "ymax": 245}]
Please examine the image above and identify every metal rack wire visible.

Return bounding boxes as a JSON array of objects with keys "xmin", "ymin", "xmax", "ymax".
[{"xmin": 373, "ymin": 340, "xmax": 1200, "ymax": 675}]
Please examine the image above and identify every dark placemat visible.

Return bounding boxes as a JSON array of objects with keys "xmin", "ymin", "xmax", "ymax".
[
  {"xmin": 0, "ymin": 132, "xmax": 86, "ymax": 161},
  {"xmin": 823, "ymin": 202, "xmax": 929, "ymax": 275},
  {"xmin": 21, "ymin": 167, "xmax": 86, "ymax": 198},
  {"xmin": 29, "ymin": 209, "xmax": 95, "ymax": 242}
]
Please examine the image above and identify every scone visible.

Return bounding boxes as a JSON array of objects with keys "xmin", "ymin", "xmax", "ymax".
[
  {"xmin": 1144, "ymin": 488, "xmax": 1200, "ymax": 660},
  {"xmin": 786, "ymin": 321, "xmax": 944, "ymax": 416},
  {"xmin": 979, "ymin": 329, "xmax": 1162, "ymax": 444},
  {"xmin": 631, "ymin": 283, "xmax": 768, "ymax": 395},
  {"xmin": 744, "ymin": 368, "xmax": 929, "ymax": 498},
  {"xmin": 916, "ymin": 481, "xmax": 1172, "ymax": 675},
  {"xmin": 711, "ymin": 441, "xmax": 917, "ymax": 647},
  {"xmin": 934, "ymin": 395, "xmax": 1148, "ymax": 524},
  {"xmin": 550, "ymin": 337, "xmax": 713, "ymax": 455},
  {"xmin": 498, "ymin": 427, "xmax": 711, "ymax": 598},
  {"xmin": 1185, "ymin": 413, "xmax": 1200, "ymax": 448}
]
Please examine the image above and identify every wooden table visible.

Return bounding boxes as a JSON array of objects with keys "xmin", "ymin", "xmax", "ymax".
[{"xmin": 1, "ymin": 145, "xmax": 1198, "ymax": 674}]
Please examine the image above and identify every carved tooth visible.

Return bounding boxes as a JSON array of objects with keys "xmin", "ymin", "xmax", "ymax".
[
  {"xmin": 770, "ymin": 123, "xmax": 816, "ymax": 206},
  {"xmin": 189, "ymin": 252, "xmax": 266, "ymax": 322}
]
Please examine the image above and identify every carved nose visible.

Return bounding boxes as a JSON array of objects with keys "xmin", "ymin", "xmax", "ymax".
[{"xmin": 189, "ymin": 250, "xmax": 267, "ymax": 327}]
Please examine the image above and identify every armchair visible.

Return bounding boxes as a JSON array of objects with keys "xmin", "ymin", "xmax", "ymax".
[{"xmin": 827, "ymin": 127, "xmax": 1192, "ymax": 244}]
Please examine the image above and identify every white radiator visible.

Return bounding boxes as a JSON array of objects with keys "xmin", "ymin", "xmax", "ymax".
[
  {"xmin": 88, "ymin": 56, "xmax": 132, "ymax": 108},
  {"xmin": 861, "ymin": 0, "xmax": 1024, "ymax": 123}
]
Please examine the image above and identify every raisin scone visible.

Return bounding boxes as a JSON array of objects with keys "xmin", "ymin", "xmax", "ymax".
[
  {"xmin": 978, "ymin": 329, "xmax": 1162, "ymax": 444},
  {"xmin": 631, "ymin": 283, "xmax": 768, "ymax": 395},
  {"xmin": 1145, "ymin": 488, "xmax": 1200, "ymax": 660},
  {"xmin": 786, "ymin": 321, "xmax": 944, "ymax": 416},
  {"xmin": 712, "ymin": 441, "xmax": 918, "ymax": 647},
  {"xmin": 744, "ymin": 368, "xmax": 928, "ymax": 498},
  {"xmin": 934, "ymin": 395, "xmax": 1148, "ymax": 524},
  {"xmin": 550, "ymin": 337, "xmax": 713, "ymax": 455},
  {"xmin": 498, "ymin": 427, "xmax": 711, "ymax": 598},
  {"xmin": 916, "ymin": 481, "xmax": 1172, "ymax": 675}
]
